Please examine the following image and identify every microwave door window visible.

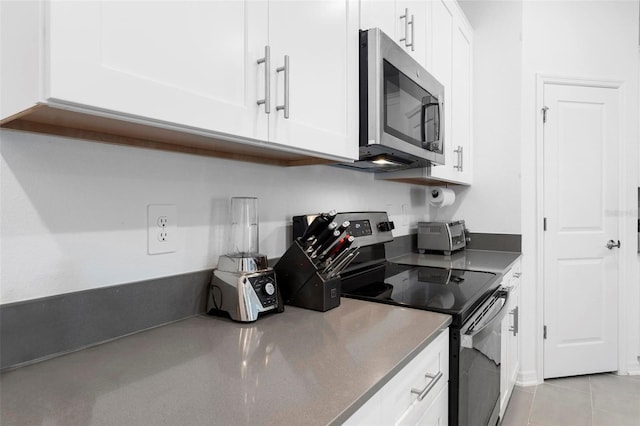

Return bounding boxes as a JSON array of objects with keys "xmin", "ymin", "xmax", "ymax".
[{"xmin": 383, "ymin": 60, "xmax": 428, "ymax": 148}]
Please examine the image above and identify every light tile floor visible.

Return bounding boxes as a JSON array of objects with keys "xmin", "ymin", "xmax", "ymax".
[{"xmin": 501, "ymin": 373, "xmax": 640, "ymax": 426}]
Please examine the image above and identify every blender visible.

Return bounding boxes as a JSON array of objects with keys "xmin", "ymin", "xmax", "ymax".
[{"xmin": 207, "ymin": 197, "xmax": 283, "ymax": 322}]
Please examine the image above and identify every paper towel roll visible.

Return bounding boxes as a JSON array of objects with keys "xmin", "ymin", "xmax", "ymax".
[{"xmin": 429, "ymin": 187, "xmax": 455, "ymax": 207}]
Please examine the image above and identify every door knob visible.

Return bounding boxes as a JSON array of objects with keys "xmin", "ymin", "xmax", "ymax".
[{"xmin": 606, "ymin": 240, "xmax": 621, "ymax": 249}]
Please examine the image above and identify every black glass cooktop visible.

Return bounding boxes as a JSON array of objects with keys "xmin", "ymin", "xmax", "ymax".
[{"xmin": 340, "ymin": 262, "xmax": 499, "ymax": 327}]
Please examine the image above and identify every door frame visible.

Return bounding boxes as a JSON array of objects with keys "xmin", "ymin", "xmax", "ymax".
[{"xmin": 534, "ymin": 74, "xmax": 628, "ymax": 383}]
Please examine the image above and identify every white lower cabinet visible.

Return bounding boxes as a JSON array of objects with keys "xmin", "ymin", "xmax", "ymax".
[
  {"xmin": 415, "ymin": 383, "xmax": 448, "ymax": 426},
  {"xmin": 499, "ymin": 259, "xmax": 522, "ymax": 419},
  {"xmin": 345, "ymin": 329, "xmax": 449, "ymax": 426}
]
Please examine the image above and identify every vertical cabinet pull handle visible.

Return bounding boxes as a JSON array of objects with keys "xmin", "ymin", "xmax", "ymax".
[
  {"xmin": 400, "ymin": 8, "xmax": 410, "ymax": 47},
  {"xmin": 399, "ymin": 9, "xmax": 414, "ymax": 50},
  {"xmin": 256, "ymin": 46, "xmax": 271, "ymax": 114},
  {"xmin": 454, "ymin": 146, "xmax": 463, "ymax": 171},
  {"xmin": 509, "ymin": 306, "xmax": 519, "ymax": 336},
  {"xmin": 408, "ymin": 14, "xmax": 415, "ymax": 51},
  {"xmin": 276, "ymin": 55, "xmax": 290, "ymax": 119},
  {"xmin": 459, "ymin": 145, "xmax": 463, "ymax": 171},
  {"xmin": 410, "ymin": 371, "xmax": 443, "ymax": 401}
]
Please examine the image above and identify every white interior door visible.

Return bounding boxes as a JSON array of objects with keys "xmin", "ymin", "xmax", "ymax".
[{"xmin": 542, "ymin": 82, "xmax": 620, "ymax": 379}]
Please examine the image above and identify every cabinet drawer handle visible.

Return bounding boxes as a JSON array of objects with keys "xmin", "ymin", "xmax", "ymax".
[
  {"xmin": 509, "ymin": 306, "xmax": 519, "ymax": 336},
  {"xmin": 256, "ymin": 45, "xmax": 271, "ymax": 114},
  {"xmin": 410, "ymin": 371, "xmax": 443, "ymax": 401},
  {"xmin": 276, "ymin": 55, "xmax": 290, "ymax": 119}
]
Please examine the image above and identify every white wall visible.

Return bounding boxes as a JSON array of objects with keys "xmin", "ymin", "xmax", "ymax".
[
  {"xmin": 0, "ymin": 131, "xmax": 438, "ymax": 303},
  {"xmin": 449, "ymin": 0, "xmax": 522, "ymax": 235},
  {"xmin": 520, "ymin": 0, "xmax": 640, "ymax": 380},
  {"xmin": 0, "ymin": 130, "xmax": 434, "ymax": 304}
]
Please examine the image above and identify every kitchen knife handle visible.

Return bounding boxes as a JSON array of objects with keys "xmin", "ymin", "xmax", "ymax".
[
  {"xmin": 307, "ymin": 221, "xmax": 338, "ymax": 252},
  {"xmin": 302, "ymin": 215, "xmax": 327, "ymax": 241},
  {"xmin": 256, "ymin": 46, "xmax": 271, "ymax": 114},
  {"xmin": 313, "ymin": 230, "xmax": 341, "ymax": 258},
  {"xmin": 323, "ymin": 235, "xmax": 354, "ymax": 261}
]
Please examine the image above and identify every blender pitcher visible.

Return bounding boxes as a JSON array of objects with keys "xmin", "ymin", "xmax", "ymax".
[{"xmin": 208, "ymin": 197, "xmax": 283, "ymax": 322}]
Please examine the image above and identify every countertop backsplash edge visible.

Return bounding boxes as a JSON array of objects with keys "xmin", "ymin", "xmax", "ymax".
[{"xmin": 0, "ymin": 268, "xmax": 213, "ymax": 371}]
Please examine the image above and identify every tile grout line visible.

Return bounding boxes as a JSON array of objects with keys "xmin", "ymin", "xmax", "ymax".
[
  {"xmin": 526, "ymin": 383, "xmax": 538, "ymax": 425},
  {"xmin": 589, "ymin": 375, "xmax": 594, "ymax": 426}
]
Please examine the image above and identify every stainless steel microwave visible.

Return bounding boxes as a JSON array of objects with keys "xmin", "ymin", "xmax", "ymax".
[{"xmin": 341, "ymin": 28, "xmax": 445, "ymax": 172}]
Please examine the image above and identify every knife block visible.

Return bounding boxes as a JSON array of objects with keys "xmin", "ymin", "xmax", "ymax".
[{"xmin": 273, "ymin": 240, "xmax": 341, "ymax": 312}]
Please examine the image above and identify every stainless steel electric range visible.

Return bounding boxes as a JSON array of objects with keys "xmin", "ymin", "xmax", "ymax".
[{"xmin": 292, "ymin": 211, "xmax": 508, "ymax": 426}]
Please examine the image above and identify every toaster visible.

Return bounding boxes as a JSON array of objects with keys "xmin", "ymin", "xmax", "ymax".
[{"xmin": 417, "ymin": 220, "xmax": 468, "ymax": 255}]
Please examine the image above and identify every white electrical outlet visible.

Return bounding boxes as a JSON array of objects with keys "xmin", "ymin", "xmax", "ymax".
[{"xmin": 148, "ymin": 205, "xmax": 177, "ymax": 254}]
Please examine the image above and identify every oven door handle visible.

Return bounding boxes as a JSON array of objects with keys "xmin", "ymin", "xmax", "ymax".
[{"xmin": 460, "ymin": 289, "xmax": 509, "ymax": 348}]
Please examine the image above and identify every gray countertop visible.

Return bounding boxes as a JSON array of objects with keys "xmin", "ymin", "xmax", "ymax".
[
  {"xmin": 390, "ymin": 249, "xmax": 521, "ymax": 274},
  {"xmin": 0, "ymin": 298, "xmax": 451, "ymax": 426}
]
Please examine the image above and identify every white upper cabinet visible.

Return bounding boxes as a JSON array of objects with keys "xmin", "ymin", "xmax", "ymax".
[
  {"xmin": 47, "ymin": 1, "xmax": 268, "ymax": 141},
  {"xmin": 268, "ymin": 0, "xmax": 359, "ymax": 159},
  {"xmin": 1, "ymin": 0, "xmax": 359, "ymax": 164},
  {"xmin": 375, "ymin": 0, "xmax": 474, "ymax": 186},
  {"xmin": 430, "ymin": 1, "xmax": 473, "ymax": 184},
  {"xmin": 360, "ymin": 0, "xmax": 428, "ymax": 67}
]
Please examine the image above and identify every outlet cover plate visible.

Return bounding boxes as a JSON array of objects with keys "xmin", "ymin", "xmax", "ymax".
[{"xmin": 148, "ymin": 204, "xmax": 177, "ymax": 254}]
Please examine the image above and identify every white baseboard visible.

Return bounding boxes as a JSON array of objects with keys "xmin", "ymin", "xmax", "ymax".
[
  {"xmin": 625, "ymin": 360, "xmax": 640, "ymax": 376},
  {"xmin": 516, "ymin": 369, "xmax": 541, "ymax": 387}
]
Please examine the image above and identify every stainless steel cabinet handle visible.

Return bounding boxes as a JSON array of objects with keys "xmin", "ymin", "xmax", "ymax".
[
  {"xmin": 256, "ymin": 46, "xmax": 271, "ymax": 114},
  {"xmin": 276, "ymin": 55, "xmax": 290, "ymax": 119},
  {"xmin": 400, "ymin": 8, "xmax": 410, "ymax": 47},
  {"xmin": 454, "ymin": 146, "xmax": 463, "ymax": 171},
  {"xmin": 411, "ymin": 371, "xmax": 443, "ymax": 401},
  {"xmin": 408, "ymin": 14, "xmax": 415, "ymax": 51},
  {"xmin": 509, "ymin": 306, "xmax": 519, "ymax": 336},
  {"xmin": 459, "ymin": 146, "xmax": 463, "ymax": 171},
  {"xmin": 606, "ymin": 239, "xmax": 621, "ymax": 249}
]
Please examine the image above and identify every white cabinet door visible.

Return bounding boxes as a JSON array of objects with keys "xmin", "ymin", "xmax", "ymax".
[
  {"xmin": 360, "ymin": 0, "xmax": 397, "ymax": 36},
  {"xmin": 416, "ymin": 383, "xmax": 449, "ymax": 426},
  {"xmin": 396, "ymin": 1, "xmax": 428, "ymax": 67},
  {"xmin": 499, "ymin": 260, "xmax": 522, "ymax": 419},
  {"xmin": 507, "ymin": 281, "xmax": 521, "ymax": 389},
  {"xmin": 48, "ymin": 0, "xmax": 268, "ymax": 141},
  {"xmin": 360, "ymin": 0, "xmax": 427, "ymax": 67},
  {"xmin": 449, "ymin": 19, "xmax": 473, "ymax": 183},
  {"xmin": 267, "ymin": 0, "xmax": 359, "ymax": 160},
  {"xmin": 345, "ymin": 330, "xmax": 449, "ymax": 426},
  {"xmin": 428, "ymin": 0, "xmax": 454, "ymax": 182}
]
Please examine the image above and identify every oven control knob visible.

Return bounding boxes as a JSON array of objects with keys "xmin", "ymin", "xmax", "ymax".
[
  {"xmin": 264, "ymin": 282, "xmax": 275, "ymax": 296},
  {"xmin": 377, "ymin": 221, "xmax": 395, "ymax": 232}
]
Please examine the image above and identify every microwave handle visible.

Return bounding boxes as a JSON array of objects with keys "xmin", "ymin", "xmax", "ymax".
[{"xmin": 420, "ymin": 98, "xmax": 440, "ymax": 145}]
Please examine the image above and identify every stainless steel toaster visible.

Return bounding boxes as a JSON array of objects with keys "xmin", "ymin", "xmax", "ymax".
[{"xmin": 417, "ymin": 220, "xmax": 468, "ymax": 255}]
